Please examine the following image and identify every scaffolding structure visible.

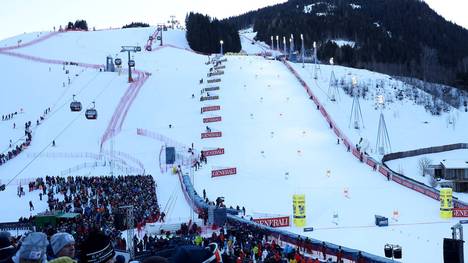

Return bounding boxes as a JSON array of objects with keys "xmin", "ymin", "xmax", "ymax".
[
  {"xmin": 375, "ymin": 94, "xmax": 392, "ymax": 154},
  {"xmin": 328, "ymin": 58, "xmax": 340, "ymax": 102},
  {"xmin": 349, "ymin": 77, "xmax": 364, "ymax": 129}
]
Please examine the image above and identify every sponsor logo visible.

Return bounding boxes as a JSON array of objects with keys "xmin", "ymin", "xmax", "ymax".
[
  {"xmin": 201, "ymin": 132, "xmax": 222, "ymax": 139},
  {"xmin": 203, "ymin": 116, "xmax": 222, "ymax": 123},
  {"xmin": 200, "ymin": 96, "xmax": 219, "ymax": 101},
  {"xmin": 203, "ymin": 148, "xmax": 224, "ymax": 156},
  {"xmin": 212, "ymin": 167, "xmax": 236, "ymax": 177},
  {"xmin": 453, "ymin": 208, "xmax": 468, "ymax": 217},
  {"xmin": 205, "ymin": 86, "xmax": 220, "ymax": 91},
  {"xmin": 201, "ymin": 106, "xmax": 221, "ymax": 113},
  {"xmin": 253, "ymin": 216, "xmax": 290, "ymax": 228}
]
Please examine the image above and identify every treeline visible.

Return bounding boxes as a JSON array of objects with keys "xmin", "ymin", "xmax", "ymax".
[
  {"xmin": 225, "ymin": 0, "xmax": 468, "ymax": 90},
  {"xmin": 122, "ymin": 22, "xmax": 150, "ymax": 29},
  {"xmin": 186, "ymin": 12, "xmax": 241, "ymax": 54},
  {"xmin": 66, "ymin": 20, "xmax": 88, "ymax": 31}
]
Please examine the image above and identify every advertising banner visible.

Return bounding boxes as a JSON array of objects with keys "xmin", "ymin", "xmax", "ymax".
[
  {"xmin": 203, "ymin": 116, "xmax": 222, "ymax": 123},
  {"xmin": 201, "ymin": 106, "xmax": 220, "ymax": 113},
  {"xmin": 201, "ymin": 132, "xmax": 222, "ymax": 139},
  {"xmin": 253, "ymin": 216, "xmax": 290, "ymax": 228},
  {"xmin": 293, "ymin": 194, "xmax": 306, "ymax": 227},
  {"xmin": 453, "ymin": 208, "xmax": 468, "ymax": 217},
  {"xmin": 203, "ymin": 148, "xmax": 224, "ymax": 156},
  {"xmin": 440, "ymin": 188, "xmax": 453, "ymax": 219},
  {"xmin": 212, "ymin": 167, "xmax": 236, "ymax": 177}
]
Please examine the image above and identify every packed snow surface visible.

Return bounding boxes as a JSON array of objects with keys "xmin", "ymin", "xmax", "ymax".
[{"xmin": 1, "ymin": 27, "xmax": 467, "ymax": 263}]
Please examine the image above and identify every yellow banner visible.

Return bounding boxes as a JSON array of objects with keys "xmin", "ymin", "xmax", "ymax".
[
  {"xmin": 440, "ymin": 188, "xmax": 453, "ymax": 219},
  {"xmin": 293, "ymin": 194, "xmax": 306, "ymax": 227}
]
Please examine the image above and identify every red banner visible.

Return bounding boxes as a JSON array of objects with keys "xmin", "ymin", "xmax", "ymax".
[
  {"xmin": 453, "ymin": 208, "xmax": 468, "ymax": 217},
  {"xmin": 203, "ymin": 148, "xmax": 224, "ymax": 156},
  {"xmin": 212, "ymin": 167, "xmax": 236, "ymax": 177},
  {"xmin": 201, "ymin": 105, "xmax": 220, "ymax": 113},
  {"xmin": 253, "ymin": 216, "xmax": 290, "ymax": 228},
  {"xmin": 201, "ymin": 132, "xmax": 222, "ymax": 139},
  {"xmin": 203, "ymin": 116, "xmax": 222, "ymax": 123}
]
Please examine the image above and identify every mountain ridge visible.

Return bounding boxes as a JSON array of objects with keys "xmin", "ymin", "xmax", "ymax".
[{"xmin": 224, "ymin": 0, "xmax": 468, "ymax": 90}]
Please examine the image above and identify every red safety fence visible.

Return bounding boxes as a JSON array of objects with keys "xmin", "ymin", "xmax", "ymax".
[
  {"xmin": 100, "ymin": 70, "xmax": 150, "ymax": 149},
  {"xmin": 0, "ymin": 32, "xmax": 61, "ymax": 52},
  {"xmin": 145, "ymin": 29, "xmax": 160, "ymax": 51}
]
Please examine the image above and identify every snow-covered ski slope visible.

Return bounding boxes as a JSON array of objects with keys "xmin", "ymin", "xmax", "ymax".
[{"xmin": 0, "ymin": 27, "xmax": 466, "ymax": 262}]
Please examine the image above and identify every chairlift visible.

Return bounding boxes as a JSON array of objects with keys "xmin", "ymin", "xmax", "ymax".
[
  {"xmin": 146, "ymin": 46, "xmax": 152, "ymax": 51},
  {"xmin": 70, "ymin": 94, "xmax": 82, "ymax": 112},
  {"xmin": 136, "ymin": 46, "xmax": 142, "ymax": 52},
  {"xmin": 114, "ymin": 58, "xmax": 122, "ymax": 66},
  {"xmin": 85, "ymin": 101, "xmax": 97, "ymax": 120},
  {"xmin": 157, "ymin": 36, "xmax": 161, "ymax": 41},
  {"xmin": 149, "ymin": 36, "xmax": 154, "ymax": 41},
  {"xmin": 128, "ymin": 60, "xmax": 135, "ymax": 67}
]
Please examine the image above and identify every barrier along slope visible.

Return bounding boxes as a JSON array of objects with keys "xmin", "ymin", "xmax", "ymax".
[{"xmin": 280, "ymin": 60, "xmax": 468, "ymax": 208}]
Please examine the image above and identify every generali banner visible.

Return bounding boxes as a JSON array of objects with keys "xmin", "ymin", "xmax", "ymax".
[
  {"xmin": 201, "ymin": 105, "xmax": 220, "ymax": 113},
  {"xmin": 253, "ymin": 216, "xmax": 290, "ymax": 228},
  {"xmin": 211, "ymin": 167, "xmax": 236, "ymax": 177},
  {"xmin": 200, "ymin": 95, "xmax": 219, "ymax": 101},
  {"xmin": 203, "ymin": 148, "xmax": 224, "ymax": 156},
  {"xmin": 207, "ymin": 78, "xmax": 221, "ymax": 83},
  {"xmin": 201, "ymin": 132, "xmax": 222, "ymax": 139},
  {"xmin": 203, "ymin": 116, "xmax": 222, "ymax": 123},
  {"xmin": 453, "ymin": 208, "xmax": 468, "ymax": 217}
]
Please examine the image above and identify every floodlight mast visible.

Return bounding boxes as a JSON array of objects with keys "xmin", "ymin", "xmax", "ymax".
[
  {"xmin": 283, "ymin": 36, "xmax": 287, "ymax": 55},
  {"xmin": 300, "ymin": 34, "xmax": 304, "ymax": 68},
  {"xmin": 120, "ymin": 46, "xmax": 141, "ymax": 83},
  {"xmin": 276, "ymin": 35, "xmax": 279, "ymax": 52}
]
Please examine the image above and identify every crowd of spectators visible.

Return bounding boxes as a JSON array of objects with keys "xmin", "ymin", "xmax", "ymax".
[
  {"xmin": 128, "ymin": 219, "xmax": 339, "ymax": 263},
  {"xmin": 16, "ymin": 175, "xmax": 160, "ymax": 254},
  {"xmin": 1, "ymin": 174, "xmax": 369, "ymax": 263}
]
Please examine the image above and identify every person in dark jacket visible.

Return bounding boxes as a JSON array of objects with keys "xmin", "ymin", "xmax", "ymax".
[{"xmin": 0, "ymin": 232, "xmax": 16, "ymax": 263}]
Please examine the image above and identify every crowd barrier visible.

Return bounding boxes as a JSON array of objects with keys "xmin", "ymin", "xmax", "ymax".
[
  {"xmin": 101, "ymin": 150, "xmax": 145, "ymax": 172},
  {"xmin": 27, "ymin": 152, "xmax": 104, "ymax": 160},
  {"xmin": 0, "ymin": 222, "xmax": 35, "ymax": 232},
  {"xmin": 178, "ymin": 174, "xmax": 394, "ymax": 262},
  {"xmin": 136, "ymin": 128, "xmax": 192, "ymax": 151},
  {"xmin": 280, "ymin": 60, "xmax": 468, "ymax": 209},
  {"xmin": 58, "ymin": 161, "xmax": 143, "ymax": 177},
  {"xmin": 382, "ymin": 143, "xmax": 468, "ymax": 162}
]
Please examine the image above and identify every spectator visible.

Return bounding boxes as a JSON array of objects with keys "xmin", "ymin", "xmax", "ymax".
[
  {"xmin": 0, "ymin": 231, "xmax": 16, "ymax": 263},
  {"xmin": 141, "ymin": 256, "xmax": 168, "ymax": 263},
  {"xmin": 79, "ymin": 231, "xmax": 115, "ymax": 263},
  {"xmin": 12, "ymin": 232, "xmax": 48, "ymax": 263},
  {"xmin": 51, "ymin": 233, "xmax": 75, "ymax": 259},
  {"xmin": 114, "ymin": 255, "xmax": 125, "ymax": 263}
]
